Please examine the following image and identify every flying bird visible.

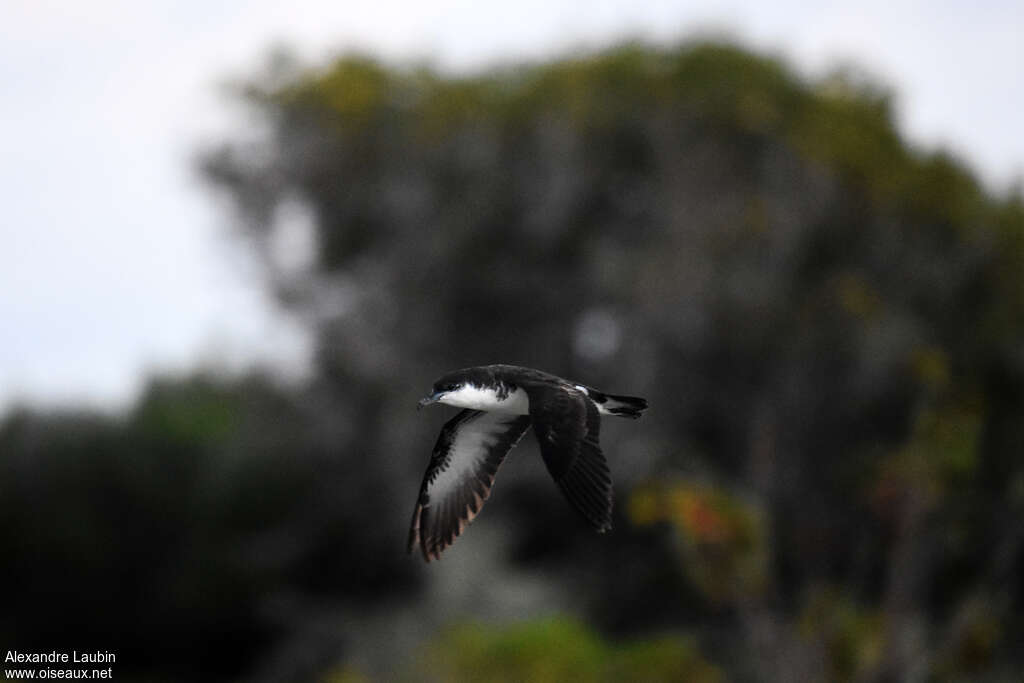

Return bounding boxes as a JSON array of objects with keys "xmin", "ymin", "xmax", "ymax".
[{"xmin": 409, "ymin": 364, "xmax": 648, "ymax": 561}]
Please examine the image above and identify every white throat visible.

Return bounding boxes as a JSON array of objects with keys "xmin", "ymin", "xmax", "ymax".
[{"xmin": 439, "ymin": 384, "xmax": 530, "ymax": 414}]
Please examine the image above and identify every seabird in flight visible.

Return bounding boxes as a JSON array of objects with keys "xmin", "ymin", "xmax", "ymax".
[{"xmin": 409, "ymin": 364, "xmax": 648, "ymax": 561}]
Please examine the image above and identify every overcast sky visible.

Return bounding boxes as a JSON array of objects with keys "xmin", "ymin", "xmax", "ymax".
[{"xmin": 2, "ymin": 1, "xmax": 1022, "ymax": 412}]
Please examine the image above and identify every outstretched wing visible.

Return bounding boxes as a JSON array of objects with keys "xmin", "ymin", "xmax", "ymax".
[
  {"xmin": 408, "ymin": 409, "xmax": 532, "ymax": 561},
  {"xmin": 522, "ymin": 383, "xmax": 613, "ymax": 532}
]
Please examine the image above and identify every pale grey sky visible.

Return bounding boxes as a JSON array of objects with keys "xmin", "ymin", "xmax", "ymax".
[{"xmin": 1, "ymin": 1, "xmax": 1021, "ymax": 411}]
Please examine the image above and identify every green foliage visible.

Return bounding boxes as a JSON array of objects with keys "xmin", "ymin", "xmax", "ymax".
[
  {"xmin": 799, "ymin": 587, "xmax": 884, "ymax": 682},
  {"xmin": 423, "ymin": 617, "xmax": 721, "ymax": 683},
  {"xmin": 133, "ymin": 377, "xmax": 242, "ymax": 446},
  {"xmin": 630, "ymin": 480, "xmax": 768, "ymax": 603}
]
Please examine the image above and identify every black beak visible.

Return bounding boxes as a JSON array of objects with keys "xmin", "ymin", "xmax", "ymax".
[{"xmin": 417, "ymin": 392, "xmax": 443, "ymax": 410}]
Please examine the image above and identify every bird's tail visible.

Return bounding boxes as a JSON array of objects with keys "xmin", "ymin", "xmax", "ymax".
[{"xmin": 592, "ymin": 391, "xmax": 648, "ymax": 419}]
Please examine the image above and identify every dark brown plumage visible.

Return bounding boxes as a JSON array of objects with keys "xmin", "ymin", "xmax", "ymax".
[{"xmin": 409, "ymin": 365, "xmax": 647, "ymax": 561}]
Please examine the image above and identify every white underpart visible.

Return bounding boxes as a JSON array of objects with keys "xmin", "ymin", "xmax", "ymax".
[
  {"xmin": 430, "ymin": 419, "xmax": 495, "ymax": 496},
  {"xmin": 429, "ymin": 412, "xmax": 523, "ymax": 497},
  {"xmin": 440, "ymin": 384, "xmax": 530, "ymax": 414}
]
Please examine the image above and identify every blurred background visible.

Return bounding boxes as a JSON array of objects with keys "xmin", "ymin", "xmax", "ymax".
[{"xmin": 3, "ymin": 2, "xmax": 1024, "ymax": 681}]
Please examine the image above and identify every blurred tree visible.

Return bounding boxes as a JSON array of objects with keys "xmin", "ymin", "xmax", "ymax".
[
  {"xmin": 3, "ymin": 40, "xmax": 1023, "ymax": 681},
  {"xmin": 200, "ymin": 40, "xmax": 1024, "ymax": 680},
  {"xmin": 0, "ymin": 374, "xmax": 420, "ymax": 681}
]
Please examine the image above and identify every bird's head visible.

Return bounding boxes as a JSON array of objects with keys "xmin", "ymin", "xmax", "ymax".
[{"xmin": 417, "ymin": 371, "xmax": 471, "ymax": 410}]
